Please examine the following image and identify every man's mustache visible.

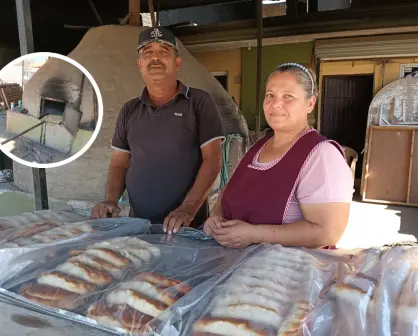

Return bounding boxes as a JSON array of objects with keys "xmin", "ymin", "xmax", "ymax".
[{"xmin": 148, "ymin": 61, "xmax": 165, "ymax": 69}]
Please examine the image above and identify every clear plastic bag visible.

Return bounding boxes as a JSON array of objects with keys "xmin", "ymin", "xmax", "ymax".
[
  {"xmin": 0, "ymin": 217, "xmax": 151, "ymax": 248},
  {"xmin": 0, "ymin": 298, "xmax": 116, "ymax": 335},
  {"xmin": 0, "ymin": 209, "xmax": 88, "ymax": 238},
  {"xmin": 0, "ymin": 217, "xmax": 152, "ymax": 288},
  {"xmin": 0, "ymin": 232, "xmax": 255, "ymax": 335},
  {"xmin": 304, "ymin": 246, "xmax": 418, "ymax": 336},
  {"xmin": 183, "ymin": 244, "xmax": 345, "ymax": 336},
  {"xmin": 2, "ymin": 230, "xmax": 418, "ymax": 336}
]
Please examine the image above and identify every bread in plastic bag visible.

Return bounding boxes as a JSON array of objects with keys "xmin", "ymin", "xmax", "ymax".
[{"xmin": 0, "ymin": 231, "xmax": 252, "ymax": 335}]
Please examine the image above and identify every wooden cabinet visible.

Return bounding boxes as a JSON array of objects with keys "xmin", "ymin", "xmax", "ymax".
[{"xmin": 363, "ymin": 126, "xmax": 418, "ymax": 206}]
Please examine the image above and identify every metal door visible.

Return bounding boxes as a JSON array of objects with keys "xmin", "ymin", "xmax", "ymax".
[
  {"xmin": 321, "ymin": 75, "xmax": 374, "ymax": 178},
  {"xmin": 62, "ymin": 104, "xmax": 82, "ymax": 136}
]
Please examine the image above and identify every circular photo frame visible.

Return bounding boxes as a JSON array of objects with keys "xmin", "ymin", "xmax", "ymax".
[{"xmin": 0, "ymin": 52, "xmax": 103, "ymax": 169}]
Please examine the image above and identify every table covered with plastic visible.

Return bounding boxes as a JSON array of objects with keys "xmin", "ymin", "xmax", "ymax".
[{"xmin": 0, "ymin": 209, "xmax": 417, "ymax": 335}]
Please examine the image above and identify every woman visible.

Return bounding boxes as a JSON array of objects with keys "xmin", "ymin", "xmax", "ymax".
[{"xmin": 204, "ymin": 63, "xmax": 353, "ymax": 249}]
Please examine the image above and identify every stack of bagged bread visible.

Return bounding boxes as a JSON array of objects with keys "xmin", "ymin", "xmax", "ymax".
[
  {"xmin": 1, "ymin": 221, "xmax": 60, "ymax": 245},
  {"xmin": 88, "ymin": 271, "xmax": 193, "ymax": 333},
  {"xmin": 0, "ymin": 222, "xmax": 14, "ymax": 232},
  {"xmin": 193, "ymin": 246, "xmax": 318, "ymax": 336},
  {"xmin": 3, "ymin": 221, "xmax": 96, "ymax": 247},
  {"xmin": 20, "ymin": 237, "xmax": 160, "ymax": 311},
  {"xmin": 393, "ymin": 262, "xmax": 418, "ymax": 335},
  {"xmin": 328, "ymin": 248, "xmax": 418, "ymax": 336}
]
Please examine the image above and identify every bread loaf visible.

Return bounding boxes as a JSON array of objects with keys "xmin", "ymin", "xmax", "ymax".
[
  {"xmin": 21, "ymin": 283, "xmax": 84, "ymax": 310},
  {"xmin": 56, "ymin": 261, "xmax": 114, "ymax": 285},
  {"xmin": 210, "ymin": 304, "xmax": 282, "ymax": 328},
  {"xmin": 5, "ymin": 221, "xmax": 58, "ymax": 242},
  {"xmin": 106, "ymin": 289, "xmax": 168, "ymax": 318},
  {"xmin": 84, "ymin": 248, "xmax": 130, "ymax": 268},
  {"xmin": 134, "ymin": 272, "xmax": 192, "ymax": 295},
  {"xmin": 21, "ymin": 236, "xmax": 162, "ymax": 321},
  {"xmin": 277, "ymin": 301, "xmax": 309, "ymax": 336},
  {"xmin": 119, "ymin": 280, "xmax": 182, "ymax": 306},
  {"xmin": 193, "ymin": 317, "xmax": 274, "ymax": 336},
  {"xmin": 87, "ymin": 302, "xmax": 154, "ymax": 333},
  {"xmin": 37, "ymin": 271, "xmax": 97, "ymax": 294},
  {"xmin": 22, "ymin": 283, "xmax": 81, "ymax": 301},
  {"xmin": 87, "ymin": 271, "xmax": 190, "ymax": 332},
  {"xmin": 87, "ymin": 302, "xmax": 126, "ymax": 329},
  {"xmin": 21, "ymin": 292, "xmax": 82, "ymax": 310},
  {"xmin": 193, "ymin": 247, "xmax": 317, "ymax": 336},
  {"xmin": 69, "ymin": 254, "xmax": 124, "ymax": 279}
]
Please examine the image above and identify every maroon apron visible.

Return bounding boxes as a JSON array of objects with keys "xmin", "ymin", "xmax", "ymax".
[{"xmin": 221, "ymin": 129, "xmax": 345, "ymax": 249}]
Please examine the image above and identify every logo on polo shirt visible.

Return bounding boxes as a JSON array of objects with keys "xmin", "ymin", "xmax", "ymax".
[
  {"xmin": 174, "ymin": 112, "xmax": 183, "ymax": 117},
  {"xmin": 150, "ymin": 28, "xmax": 163, "ymax": 39}
]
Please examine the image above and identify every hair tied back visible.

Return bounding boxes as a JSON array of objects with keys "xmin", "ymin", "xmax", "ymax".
[{"xmin": 274, "ymin": 62, "xmax": 315, "ymax": 96}]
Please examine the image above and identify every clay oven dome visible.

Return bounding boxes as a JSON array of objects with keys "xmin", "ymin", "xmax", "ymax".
[{"xmin": 13, "ymin": 25, "xmax": 249, "ymax": 201}]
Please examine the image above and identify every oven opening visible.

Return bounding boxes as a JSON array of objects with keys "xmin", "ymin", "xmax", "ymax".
[{"xmin": 40, "ymin": 97, "xmax": 66, "ymax": 118}]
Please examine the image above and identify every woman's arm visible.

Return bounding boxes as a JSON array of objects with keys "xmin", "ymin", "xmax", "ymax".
[
  {"xmin": 211, "ymin": 189, "xmax": 225, "ymax": 218},
  {"xmin": 251, "ymin": 202, "xmax": 350, "ymax": 248}
]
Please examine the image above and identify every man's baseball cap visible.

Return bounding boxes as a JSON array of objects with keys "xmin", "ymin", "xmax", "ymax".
[{"xmin": 137, "ymin": 27, "xmax": 179, "ymax": 52}]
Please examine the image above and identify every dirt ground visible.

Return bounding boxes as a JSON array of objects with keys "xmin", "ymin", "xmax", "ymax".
[
  {"xmin": 0, "ymin": 111, "xmax": 68, "ymax": 164},
  {"xmin": 337, "ymin": 199, "xmax": 418, "ymax": 249}
]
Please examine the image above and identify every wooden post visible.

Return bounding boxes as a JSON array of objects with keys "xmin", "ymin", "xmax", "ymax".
[
  {"xmin": 148, "ymin": 0, "xmax": 156, "ymax": 27},
  {"xmin": 129, "ymin": 0, "xmax": 141, "ymax": 26},
  {"xmin": 407, "ymin": 129, "xmax": 415, "ymax": 204},
  {"xmin": 255, "ymin": 0, "xmax": 263, "ymax": 138},
  {"xmin": 362, "ymin": 127, "xmax": 373, "ymax": 201}
]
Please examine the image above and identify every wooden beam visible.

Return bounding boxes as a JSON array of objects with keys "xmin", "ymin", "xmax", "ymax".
[
  {"xmin": 129, "ymin": 0, "xmax": 141, "ymax": 26},
  {"xmin": 15, "ymin": 0, "xmax": 34, "ymax": 55},
  {"xmin": 407, "ymin": 130, "xmax": 415, "ymax": 204},
  {"xmin": 255, "ymin": 0, "xmax": 263, "ymax": 136},
  {"xmin": 148, "ymin": 0, "xmax": 156, "ymax": 27},
  {"xmin": 88, "ymin": 0, "xmax": 104, "ymax": 25},
  {"xmin": 119, "ymin": 13, "xmax": 132, "ymax": 25},
  {"xmin": 64, "ymin": 25, "xmax": 95, "ymax": 30}
]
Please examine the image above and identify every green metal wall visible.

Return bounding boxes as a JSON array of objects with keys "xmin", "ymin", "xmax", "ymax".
[{"xmin": 241, "ymin": 42, "xmax": 314, "ymax": 130}]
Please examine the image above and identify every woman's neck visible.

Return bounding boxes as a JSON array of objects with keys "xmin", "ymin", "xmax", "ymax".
[
  {"xmin": 271, "ymin": 124, "xmax": 310, "ymax": 148},
  {"xmin": 147, "ymin": 80, "xmax": 178, "ymax": 106}
]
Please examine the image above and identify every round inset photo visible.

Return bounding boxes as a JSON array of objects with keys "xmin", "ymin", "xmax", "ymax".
[{"xmin": 0, "ymin": 52, "xmax": 103, "ymax": 168}]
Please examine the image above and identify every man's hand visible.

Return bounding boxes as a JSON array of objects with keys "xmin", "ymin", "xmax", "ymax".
[
  {"xmin": 91, "ymin": 201, "xmax": 121, "ymax": 219},
  {"xmin": 163, "ymin": 204, "xmax": 195, "ymax": 234},
  {"xmin": 213, "ymin": 219, "xmax": 255, "ymax": 249},
  {"xmin": 203, "ymin": 215, "xmax": 225, "ymax": 237}
]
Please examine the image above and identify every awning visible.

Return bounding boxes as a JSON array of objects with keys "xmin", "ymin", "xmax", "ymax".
[{"xmin": 315, "ymin": 33, "xmax": 418, "ymax": 60}]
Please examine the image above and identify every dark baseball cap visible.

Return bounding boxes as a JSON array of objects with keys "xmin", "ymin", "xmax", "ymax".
[{"xmin": 137, "ymin": 27, "xmax": 179, "ymax": 52}]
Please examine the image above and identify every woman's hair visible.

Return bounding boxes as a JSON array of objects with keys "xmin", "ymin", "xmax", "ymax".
[{"xmin": 269, "ymin": 63, "xmax": 318, "ymax": 98}]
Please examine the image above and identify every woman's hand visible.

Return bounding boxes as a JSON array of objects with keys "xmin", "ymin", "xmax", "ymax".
[
  {"xmin": 203, "ymin": 215, "xmax": 225, "ymax": 237},
  {"xmin": 213, "ymin": 220, "xmax": 255, "ymax": 248}
]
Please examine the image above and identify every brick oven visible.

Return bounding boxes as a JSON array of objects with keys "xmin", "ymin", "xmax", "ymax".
[{"xmin": 6, "ymin": 57, "xmax": 97, "ymax": 156}]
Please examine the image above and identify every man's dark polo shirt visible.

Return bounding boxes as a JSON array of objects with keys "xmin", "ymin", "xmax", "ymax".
[{"xmin": 111, "ymin": 81, "xmax": 225, "ymax": 227}]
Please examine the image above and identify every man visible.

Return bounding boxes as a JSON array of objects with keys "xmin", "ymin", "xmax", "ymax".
[{"xmin": 91, "ymin": 27, "xmax": 224, "ymax": 235}]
